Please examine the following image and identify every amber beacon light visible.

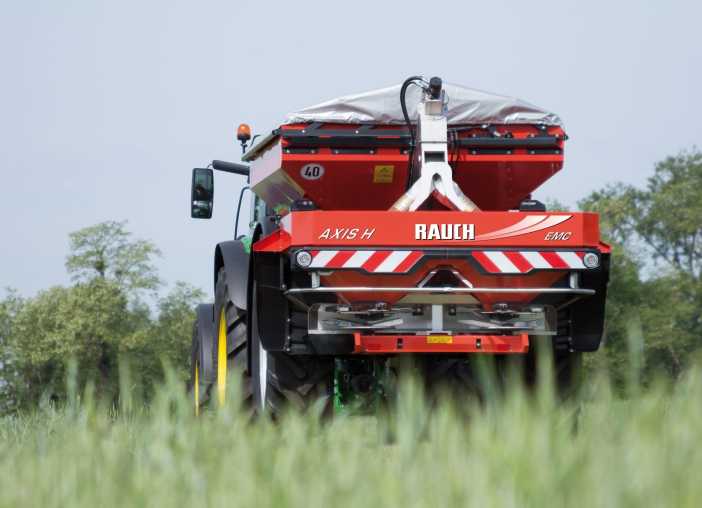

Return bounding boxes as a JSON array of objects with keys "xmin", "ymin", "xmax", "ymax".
[{"xmin": 237, "ymin": 123, "xmax": 252, "ymax": 152}]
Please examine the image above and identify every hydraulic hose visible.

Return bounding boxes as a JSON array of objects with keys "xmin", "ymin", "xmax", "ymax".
[{"xmin": 400, "ymin": 75, "xmax": 425, "ymax": 190}]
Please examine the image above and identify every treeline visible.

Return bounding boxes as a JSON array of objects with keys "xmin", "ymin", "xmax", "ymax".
[
  {"xmin": 0, "ymin": 221, "xmax": 203, "ymax": 412},
  {"xmin": 575, "ymin": 148, "xmax": 702, "ymax": 385},
  {"xmin": 1, "ymin": 149, "xmax": 701, "ymax": 412}
]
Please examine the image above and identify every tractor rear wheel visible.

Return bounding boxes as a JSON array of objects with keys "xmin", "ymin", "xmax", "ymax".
[
  {"xmin": 418, "ymin": 355, "xmax": 500, "ymax": 407},
  {"xmin": 552, "ymin": 339, "xmax": 583, "ymax": 396},
  {"xmin": 518, "ymin": 335, "xmax": 583, "ymax": 396},
  {"xmin": 418, "ymin": 346, "xmax": 581, "ymax": 405},
  {"xmin": 551, "ymin": 307, "xmax": 584, "ymax": 395},
  {"xmin": 250, "ymin": 281, "xmax": 334, "ymax": 417},
  {"xmin": 212, "ymin": 267, "xmax": 252, "ymax": 410},
  {"xmin": 189, "ymin": 315, "xmax": 212, "ymax": 415}
]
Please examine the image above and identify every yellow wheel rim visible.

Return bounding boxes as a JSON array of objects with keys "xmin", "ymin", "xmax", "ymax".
[
  {"xmin": 194, "ymin": 363, "xmax": 200, "ymax": 416},
  {"xmin": 217, "ymin": 307, "xmax": 228, "ymax": 407}
]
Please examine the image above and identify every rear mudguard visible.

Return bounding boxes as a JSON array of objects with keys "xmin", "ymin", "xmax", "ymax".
[
  {"xmin": 569, "ymin": 253, "xmax": 610, "ymax": 351},
  {"xmin": 214, "ymin": 240, "xmax": 250, "ymax": 311},
  {"xmin": 252, "ymin": 251, "xmax": 289, "ymax": 351},
  {"xmin": 251, "ymin": 251, "xmax": 373, "ymax": 354}
]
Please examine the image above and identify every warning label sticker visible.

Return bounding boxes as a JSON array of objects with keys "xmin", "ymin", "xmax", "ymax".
[
  {"xmin": 373, "ymin": 165, "xmax": 394, "ymax": 183},
  {"xmin": 426, "ymin": 335, "xmax": 453, "ymax": 344}
]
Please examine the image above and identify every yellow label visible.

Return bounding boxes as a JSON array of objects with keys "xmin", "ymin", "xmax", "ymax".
[
  {"xmin": 373, "ymin": 165, "xmax": 394, "ymax": 183},
  {"xmin": 426, "ymin": 335, "xmax": 453, "ymax": 344}
]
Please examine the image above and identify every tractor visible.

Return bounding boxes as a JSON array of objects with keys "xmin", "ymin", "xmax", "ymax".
[{"xmin": 189, "ymin": 76, "xmax": 610, "ymax": 415}]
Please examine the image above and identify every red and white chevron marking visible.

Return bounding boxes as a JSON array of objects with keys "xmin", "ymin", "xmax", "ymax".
[
  {"xmin": 471, "ymin": 250, "xmax": 586, "ymax": 274},
  {"xmin": 306, "ymin": 249, "xmax": 587, "ymax": 274},
  {"xmin": 308, "ymin": 250, "xmax": 423, "ymax": 273}
]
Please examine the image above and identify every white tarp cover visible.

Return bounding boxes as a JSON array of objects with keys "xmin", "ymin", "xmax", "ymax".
[{"xmin": 284, "ymin": 80, "xmax": 562, "ymax": 126}]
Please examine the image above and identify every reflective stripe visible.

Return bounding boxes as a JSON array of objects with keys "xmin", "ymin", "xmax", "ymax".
[
  {"xmin": 374, "ymin": 251, "xmax": 412, "ymax": 273},
  {"xmin": 309, "ymin": 249, "xmax": 588, "ymax": 274},
  {"xmin": 361, "ymin": 251, "xmax": 392, "ymax": 272},
  {"xmin": 343, "ymin": 250, "xmax": 375, "ymax": 268},
  {"xmin": 484, "ymin": 251, "xmax": 520, "ymax": 273},
  {"xmin": 519, "ymin": 251, "xmax": 551, "ymax": 269},
  {"xmin": 540, "ymin": 251, "xmax": 569, "ymax": 269},
  {"xmin": 503, "ymin": 251, "xmax": 532, "ymax": 273},
  {"xmin": 557, "ymin": 251, "xmax": 586, "ymax": 268},
  {"xmin": 309, "ymin": 250, "xmax": 338, "ymax": 268},
  {"xmin": 326, "ymin": 250, "xmax": 355, "ymax": 268},
  {"xmin": 394, "ymin": 251, "xmax": 423, "ymax": 273}
]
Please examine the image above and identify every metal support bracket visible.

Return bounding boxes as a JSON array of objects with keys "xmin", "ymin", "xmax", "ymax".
[{"xmin": 391, "ymin": 94, "xmax": 479, "ymax": 212}]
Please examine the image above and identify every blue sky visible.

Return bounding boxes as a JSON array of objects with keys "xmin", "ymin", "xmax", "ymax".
[{"xmin": 1, "ymin": 0, "xmax": 700, "ymax": 297}]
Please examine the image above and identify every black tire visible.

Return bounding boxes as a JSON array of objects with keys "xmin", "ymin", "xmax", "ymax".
[
  {"xmin": 552, "ymin": 346, "xmax": 582, "ymax": 396},
  {"xmin": 551, "ymin": 307, "xmax": 583, "ymax": 395},
  {"xmin": 250, "ymin": 280, "xmax": 334, "ymax": 417},
  {"xmin": 418, "ymin": 355, "xmax": 502, "ymax": 407},
  {"xmin": 517, "ymin": 335, "xmax": 583, "ymax": 397},
  {"xmin": 189, "ymin": 314, "xmax": 213, "ymax": 414},
  {"xmin": 419, "ymin": 348, "xmax": 580, "ymax": 405},
  {"xmin": 212, "ymin": 267, "xmax": 252, "ymax": 410}
]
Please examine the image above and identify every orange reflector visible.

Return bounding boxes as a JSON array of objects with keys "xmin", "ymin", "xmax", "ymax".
[{"xmin": 427, "ymin": 335, "xmax": 453, "ymax": 344}]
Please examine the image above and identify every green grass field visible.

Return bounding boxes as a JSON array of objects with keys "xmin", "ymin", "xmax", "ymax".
[{"xmin": 2, "ymin": 365, "xmax": 701, "ymax": 508}]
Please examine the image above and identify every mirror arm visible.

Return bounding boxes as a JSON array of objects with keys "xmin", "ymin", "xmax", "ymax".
[{"xmin": 212, "ymin": 160, "xmax": 250, "ymax": 177}]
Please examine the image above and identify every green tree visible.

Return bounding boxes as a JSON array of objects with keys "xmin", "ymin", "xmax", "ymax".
[
  {"xmin": 3, "ymin": 222, "xmax": 204, "ymax": 410},
  {"xmin": 6, "ymin": 280, "xmax": 204, "ymax": 409},
  {"xmin": 8, "ymin": 280, "xmax": 132, "ymax": 406},
  {"xmin": 66, "ymin": 220, "xmax": 162, "ymax": 294},
  {"xmin": 543, "ymin": 198, "xmax": 570, "ymax": 212},
  {"xmin": 633, "ymin": 150, "xmax": 702, "ymax": 278},
  {"xmin": 150, "ymin": 282, "xmax": 204, "ymax": 376},
  {"xmin": 121, "ymin": 282, "xmax": 204, "ymax": 398},
  {"xmin": 579, "ymin": 183, "xmax": 646, "ymax": 384},
  {"xmin": 580, "ymin": 148, "xmax": 702, "ymax": 382},
  {"xmin": 0, "ymin": 289, "xmax": 23, "ymax": 411}
]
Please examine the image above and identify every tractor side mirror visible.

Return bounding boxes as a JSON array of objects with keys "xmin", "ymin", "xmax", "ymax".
[{"xmin": 191, "ymin": 167, "xmax": 214, "ymax": 219}]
